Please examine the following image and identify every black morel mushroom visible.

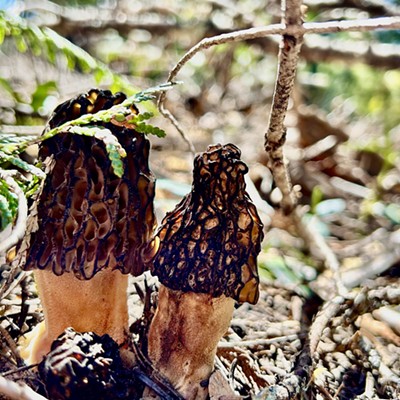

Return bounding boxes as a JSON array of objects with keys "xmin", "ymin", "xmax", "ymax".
[
  {"xmin": 145, "ymin": 143, "xmax": 264, "ymax": 399},
  {"xmin": 18, "ymin": 90, "xmax": 156, "ymax": 363},
  {"xmin": 39, "ymin": 328, "xmax": 137, "ymax": 400}
]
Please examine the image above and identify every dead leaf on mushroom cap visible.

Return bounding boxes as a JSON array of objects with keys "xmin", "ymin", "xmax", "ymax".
[
  {"xmin": 148, "ymin": 143, "xmax": 264, "ymax": 304},
  {"xmin": 21, "ymin": 89, "xmax": 156, "ymax": 279}
]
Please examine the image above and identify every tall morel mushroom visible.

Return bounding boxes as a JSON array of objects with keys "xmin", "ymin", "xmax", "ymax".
[
  {"xmin": 18, "ymin": 89, "xmax": 156, "ymax": 363},
  {"xmin": 145, "ymin": 143, "xmax": 264, "ymax": 399}
]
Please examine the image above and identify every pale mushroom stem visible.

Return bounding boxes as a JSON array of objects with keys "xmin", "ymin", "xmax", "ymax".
[
  {"xmin": 22, "ymin": 269, "xmax": 128, "ymax": 364},
  {"xmin": 148, "ymin": 287, "xmax": 234, "ymax": 400}
]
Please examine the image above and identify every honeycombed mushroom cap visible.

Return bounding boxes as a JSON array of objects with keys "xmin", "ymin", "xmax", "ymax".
[
  {"xmin": 149, "ymin": 143, "xmax": 264, "ymax": 304},
  {"xmin": 39, "ymin": 328, "xmax": 129, "ymax": 400},
  {"xmin": 22, "ymin": 89, "xmax": 156, "ymax": 279}
]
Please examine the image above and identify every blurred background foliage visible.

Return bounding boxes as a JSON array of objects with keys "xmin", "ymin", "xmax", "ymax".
[{"xmin": 1, "ymin": 0, "xmax": 400, "ymax": 287}]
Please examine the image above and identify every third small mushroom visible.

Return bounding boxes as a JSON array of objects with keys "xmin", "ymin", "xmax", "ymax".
[{"xmin": 145, "ymin": 143, "xmax": 264, "ymax": 399}]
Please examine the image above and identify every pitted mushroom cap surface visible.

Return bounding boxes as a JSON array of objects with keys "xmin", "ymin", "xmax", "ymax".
[
  {"xmin": 22, "ymin": 89, "xmax": 156, "ymax": 279},
  {"xmin": 39, "ymin": 328, "xmax": 131, "ymax": 400},
  {"xmin": 149, "ymin": 143, "xmax": 264, "ymax": 304}
]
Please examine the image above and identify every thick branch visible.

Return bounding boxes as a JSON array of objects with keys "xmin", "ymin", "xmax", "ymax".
[
  {"xmin": 263, "ymin": 0, "xmax": 304, "ymax": 213},
  {"xmin": 263, "ymin": 1, "xmax": 347, "ymax": 294}
]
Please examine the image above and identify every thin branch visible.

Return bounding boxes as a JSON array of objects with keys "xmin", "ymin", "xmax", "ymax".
[
  {"xmin": 301, "ymin": 35, "xmax": 400, "ymax": 70},
  {"xmin": 293, "ymin": 210, "xmax": 347, "ymax": 296},
  {"xmin": 0, "ymin": 325, "xmax": 24, "ymax": 367},
  {"xmin": 159, "ymin": 16, "xmax": 400, "ymax": 100},
  {"xmin": 309, "ymin": 295, "xmax": 347, "ymax": 356},
  {"xmin": 301, "ymin": 16, "xmax": 400, "ymax": 34},
  {"xmin": 157, "ymin": 106, "xmax": 196, "ymax": 155},
  {"xmin": 0, "ymin": 171, "xmax": 28, "ymax": 255},
  {"xmin": 0, "ymin": 376, "xmax": 48, "ymax": 400}
]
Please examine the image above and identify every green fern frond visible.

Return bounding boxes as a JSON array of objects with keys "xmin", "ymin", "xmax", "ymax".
[
  {"xmin": 0, "ymin": 134, "xmax": 36, "ymax": 154},
  {"xmin": 0, "ymin": 151, "xmax": 46, "ymax": 178},
  {"xmin": 67, "ymin": 126, "xmax": 126, "ymax": 177},
  {"xmin": 40, "ymin": 83, "xmax": 175, "ymax": 144}
]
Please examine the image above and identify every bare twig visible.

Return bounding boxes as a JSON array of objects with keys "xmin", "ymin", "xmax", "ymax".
[
  {"xmin": 309, "ymin": 295, "xmax": 347, "ymax": 356},
  {"xmin": 0, "ymin": 171, "xmax": 28, "ymax": 255},
  {"xmin": 362, "ymin": 371, "xmax": 376, "ymax": 399},
  {"xmin": 0, "ymin": 325, "xmax": 24, "ymax": 367},
  {"xmin": 0, "ymin": 376, "xmax": 48, "ymax": 400},
  {"xmin": 294, "ymin": 211, "xmax": 347, "ymax": 295},
  {"xmin": 160, "ymin": 17, "xmax": 400, "ymax": 92},
  {"xmin": 0, "ymin": 269, "xmax": 27, "ymax": 302},
  {"xmin": 1, "ymin": 364, "xmax": 39, "ymax": 378},
  {"xmin": 157, "ymin": 106, "xmax": 196, "ymax": 155},
  {"xmin": 341, "ymin": 252, "xmax": 400, "ymax": 289}
]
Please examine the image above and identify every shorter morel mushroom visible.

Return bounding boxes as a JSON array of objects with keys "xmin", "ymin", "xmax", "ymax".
[
  {"xmin": 39, "ymin": 327, "xmax": 138, "ymax": 400},
  {"xmin": 18, "ymin": 89, "xmax": 156, "ymax": 363},
  {"xmin": 145, "ymin": 143, "xmax": 264, "ymax": 399}
]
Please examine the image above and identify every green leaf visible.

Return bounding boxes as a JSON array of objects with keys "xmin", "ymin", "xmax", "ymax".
[
  {"xmin": 114, "ymin": 113, "xmax": 126, "ymax": 122},
  {"xmin": 0, "ymin": 19, "xmax": 6, "ymax": 45},
  {"xmin": 93, "ymin": 68, "xmax": 107, "ymax": 84},
  {"xmin": 384, "ymin": 203, "xmax": 400, "ymax": 224},
  {"xmin": 135, "ymin": 122, "xmax": 166, "ymax": 138},
  {"xmin": 25, "ymin": 178, "xmax": 41, "ymax": 198},
  {"xmin": 0, "ymin": 151, "xmax": 45, "ymax": 178},
  {"xmin": 44, "ymin": 36, "xmax": 57, "ymax": 64},
  {"xmin": 14, "ymin": 34, "xmax": 28, "ymax": 53},
  {"xmin": 0, "ymin": 134, "xmax": 34, "ymax": 154},
  {"xmin": 0, "ymin": 178, "xmax": 19, "ymax": 229},
  {"xmin": 258, "ymin": 253, "xmax": 312, "ymax": 297},
  {"xmin": 136, "ymin": 112, "xmax": 154, "ymax": 121},
  {"xmin": 105, "ymin": 143, "xmax": 125, "ymax": 178},
  {"xmin": 0, "ymin": 77, "xmax": 15, "ymax": 96},
  {"xmin": 31, "ymin": 81, "xmax": 57, "ymax": 113},
  {"xmin": 63, "ymin": 48, "xmax": 76, "ymax": 69},
  {"xmin": 24, "ymin": 28, "xmax": 43, "ymax": 56},
  {"xmin": 0, "ymin": 194, "xmax": 12, "ymax": 230},
  {"xmin": 310, "ymin": 185, "xmax": 323, "ymax": 214}
]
